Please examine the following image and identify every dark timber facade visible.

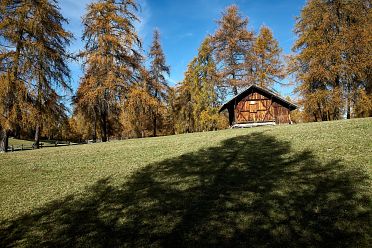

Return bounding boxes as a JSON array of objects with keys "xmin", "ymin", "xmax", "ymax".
[{"xmin": 219, "ymin": 85, "xmax": 297, "ymax": 126}]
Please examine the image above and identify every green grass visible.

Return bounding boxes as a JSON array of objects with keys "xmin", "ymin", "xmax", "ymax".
[
  {"xmin": 8, "ymin": 138, "xmax": 35, "ymax": 147},
  {"xmin": 0, "ymin": 118, "xmax": 371, "ymax": 247}
]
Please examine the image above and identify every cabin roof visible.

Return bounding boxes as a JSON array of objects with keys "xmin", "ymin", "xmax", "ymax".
[{"xmin": 219, "ymin": 84, "xmax": 298, "ymax": 112}]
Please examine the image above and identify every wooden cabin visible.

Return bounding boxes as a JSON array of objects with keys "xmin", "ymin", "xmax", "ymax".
[{"xmin": 219, "ymin": 85, "xmax": 297, "ymax": 126}]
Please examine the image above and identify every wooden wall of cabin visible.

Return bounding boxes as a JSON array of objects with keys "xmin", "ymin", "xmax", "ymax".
[
  {"xmin": 234, "ymin": 92, "xmax": 291, "ymax": 124},
  {"xmin": 272, "ymin": 102, "xmax": 291, "ymax": 124}
]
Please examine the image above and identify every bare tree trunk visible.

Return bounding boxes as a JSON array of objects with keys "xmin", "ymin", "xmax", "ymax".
[
  {"xmin": 93, "ymin": 118, "xmax": 97, "ymax": 142},
  {"xmin": 14, "ymin": 124, "xmax": 21, "ymax": 139},
  {"xmin": 153, "ymin": 114, "xmax": 157, "ymax": 137},
  {"xmin": 34, "ymin": 55, "xmax": 44, "ymax": 149},
  {"xmin": 366, "ymin": 73, "xmax": 372, "ymax": 117},
  {"xmin": 14, "ymin": 104, "xmax": 22, "ymax": 139},
  {"xmin": 313, "ymin": 112, "xmax": 318, "ymax": 122},
  {"xmin": 346, "ymin": 97, "xmax": 351, "ymax": 119},
  {"xmin": 346, "ymin": 82, "xmax": 351, "ymax": 119},
  {"xmin": 153, "ymin": 90, "xmax": 158, "ymax": 137},
  {"xmin": 317, "ymin": 103, "xmax": 326, "ymax": 121},
  {"xmin": 0, "ymin": 129, "xmax": 9, "ymax": 153},
  {"xmin": 101, "ymin": 112, "xmax": 108, "ymax": 142},
  {"xmin": 232, "ymin": 72, "xmax": 238, "ymax": 95},
  {"xmin": 34, "ymin": 124, "xmax": 40, "ymax": 149},
  {"xmin": 333, "ymin": 107, "xmax": 339, "ymax": 120}
]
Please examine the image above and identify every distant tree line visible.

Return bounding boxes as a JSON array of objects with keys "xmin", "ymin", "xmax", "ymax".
[{"xmin": 0, "ymin": 0, "xmax": 371, "ymax": 152}]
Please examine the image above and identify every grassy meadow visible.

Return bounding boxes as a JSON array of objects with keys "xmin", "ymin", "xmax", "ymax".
[{"xmin": 0, "ymin": 118, "xmax": 371, "ymax": 247}]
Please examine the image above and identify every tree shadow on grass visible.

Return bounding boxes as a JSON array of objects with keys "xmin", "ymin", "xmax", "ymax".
[{"xmin": 1, "ymin": 132, "xmax": 370, "ymax": 247}]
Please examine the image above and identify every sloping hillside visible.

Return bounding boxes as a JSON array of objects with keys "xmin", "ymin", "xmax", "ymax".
[{"xmin": 1, "ymin": 118, "xmax": 371, "ymax": 247}]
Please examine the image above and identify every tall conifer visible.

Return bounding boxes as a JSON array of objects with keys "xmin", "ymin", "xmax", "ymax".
[
  {"xmin": 175, "ymin": 37, "xmax": 225, "ymax": 133},
  {"xmin": 0, "ymin": 0, "xmax": 71, "ymax": 150},
  {"xmin": 148, "ymin": 29, "xmax": 170, "ymax": 136},
  {"xmin": 251, "ymin": 26, "xmax": 285, "ymax": 89},
  {"xmin": 0, "ymin": 0, "xmax": 29, "ymax": 152},
  {"xmin": 212, "ymin": 5, "xmax": 254, "ymax": 95},
  {"xmin": 75, "ymin": 0, "xmax": 142, "ymax": 142},
  {"xmin": 27, "ymin": 0, "xmax": 73, "ymax": 148},
  {"xmin": 292, "ymin": 0, "xmax": 371, "ymax": 121}
]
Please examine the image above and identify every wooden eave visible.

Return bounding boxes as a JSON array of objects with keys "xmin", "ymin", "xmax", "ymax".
[{"xmin": 219, "ymin": 85, "xmax": 298, "ymax": 113}]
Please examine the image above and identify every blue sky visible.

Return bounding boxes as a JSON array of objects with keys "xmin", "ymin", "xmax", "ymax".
[{"xmin": 60, "ymin": 0, "xmax": 306, "ymax": 100}]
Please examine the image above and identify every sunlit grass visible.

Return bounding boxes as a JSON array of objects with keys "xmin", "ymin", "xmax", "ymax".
[{"xmin": 0, "ymin": 118, "xmax": 371, "ymax": 247}]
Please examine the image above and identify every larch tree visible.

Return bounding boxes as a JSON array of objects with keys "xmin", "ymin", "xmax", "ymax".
[
  {"xmin": 0, "ymin": 0, "xmax": 30, "ymax": 152},
  {"xmin": 120, "ymin": 86, "xmax": 158, "ymax": 138},
  {"xmin": 148, "ymin": 29, "xmax": 170, "ymax": 137},
  {"xmin": 291, "ymin": 0, "xmax": 371, "ymax": 121},
  {"xmin": 212, "ymin": 5, "xmax": 254, "ymax": 96},
  {"xmin": 120, "ymin": 67, "xmax": 157, "ymax": 138},
  {"xmin": 174, "ymin": 80, "xmax": 194, "ymax": 134},
  {"xmin": 75, "ymin": 0, "xmax": 142, "ymax": 142},
  {"xmin": 175, "ymin": 37, "xmax": 228, "ymax": 133},
  {"xmin": 189, "ymin": 37, "xmax": 221, "ymax": 131},
  {"xmin": 26, "ymin": 0, "xmax": 73, "ymax": 148},
  {"xmin": 0, "ymin": 0, "xmax": 68, "ymax": 150},
  {"xmin": 163, "ymin": 85, "xmax": 177, "ymax": 135},
  {"xmin": 68, "ymin": 113, "xmax": 94, "ymax": 142},
  {"xmin": 251, "ymin": 25, "xmax": 285, "ymax": 89}
]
